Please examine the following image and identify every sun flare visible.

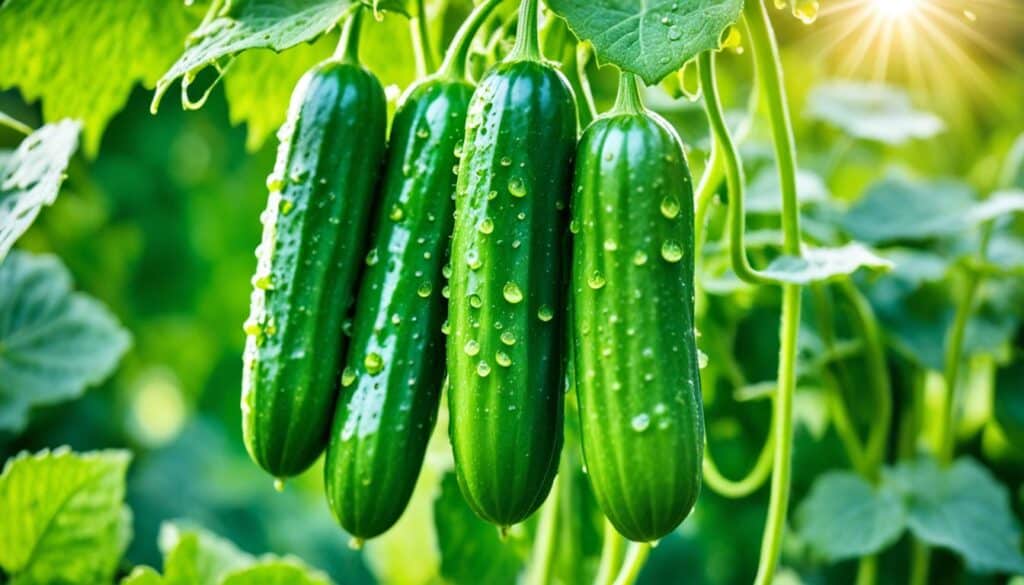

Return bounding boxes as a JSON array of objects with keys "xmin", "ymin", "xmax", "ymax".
[{"xmin": 874, "ymin": 0, "xmax": 920, "ymax": 19}]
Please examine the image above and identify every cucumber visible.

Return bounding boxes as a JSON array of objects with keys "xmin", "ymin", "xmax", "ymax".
[
  {"xmin": 571, "ymin": 73, "xmax": 704, "ymax": 542},
  {"xmin": 447, "ymin": 0, "xmax": 578, "ymax": 527},
  {"xmin": 324, "ymin": 0, "xmax": 502, "ymax": 541},
  {"xmin": 241, "ymin": 14, "xmax": 387, "ymax": 480}
]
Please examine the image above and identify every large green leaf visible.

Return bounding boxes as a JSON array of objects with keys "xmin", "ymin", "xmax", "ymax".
[
  {"xmin": 159, "ymin": 523, "xmax": 253, "ymax": 584},
  {"xmin": 807, "ymin": 81, "xmax": 944, "ymax": 145},
  {"xmin": 0, "ymin": 0, "xmax": 200, "ymax": 154},
  {"xmin": 885, "ymin": 457, "xmax": 1024, "ymax": 575},
  {"xmin": 796, "ymin": 471, "xmax": 906, "ymax": 561},
  {"xmin": 221, "ymin": 559, "xmax": 332, "ymax": 585},
  {"xmin": 761, "ymin": 243, "xmax": 892, "ymax": 285},
  {"xmin": 0, "ymin": 448, "xmax": 132, "ymax": 585},
  {"xmin": 547, "ymin": 0, "xmax": 743, "ymax": 85},
  {"xmin": 0, "ymin": 120, "xmax": 81, "ymax": 261},
  {"xmin": 842, "ymin": 176, "xmax": 977, "ymax": 244},
  {"xmin": 0, "ymin": 252, "xmax": 130, "ymax": 433},
  {"xmin": 152, "ymin": 0, "xmax": 355, "ymax": 113}
]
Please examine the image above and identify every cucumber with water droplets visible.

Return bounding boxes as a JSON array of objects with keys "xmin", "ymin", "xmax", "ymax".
[
  {"xmin": 241, "ymin": 13, "xmax": 387, "ymax": 480},
  {"xmin": 447, "ymin": 0, "xmax": 578, "ymax": 527},
  {"xmin": 570, "ymin": 73, "xmax": 704, "ymax": 543},
  {"xmin": 324, "ymin": 0, "xmax": 501, "ymax": 541}
]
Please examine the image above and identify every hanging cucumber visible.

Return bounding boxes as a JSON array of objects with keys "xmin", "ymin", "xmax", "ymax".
[
  {"xmin": 324, "ymin": 0, "xmax": 503, "ymax": 542},
  {"xmin": 447, "ymin": 0, "xmax": 578, "ymax": 527},
  {"xmin": 571, "ymin": 73, "xmax": 704, "ymax": 543},
  {"xmin": 241, "ymin": 10, "xmax": 387, "ymax": 481}
]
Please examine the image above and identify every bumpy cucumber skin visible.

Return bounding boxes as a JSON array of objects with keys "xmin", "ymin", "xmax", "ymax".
[
  {"xmin": 242, "ymin": 61, "xmax": 387, "ymax": 479},
  {"xmin": 448, "ymin": 60, "xmax": 578, "ymax": 526},
  {"xmin": 324, "ymin": 79, "xmax": 473, "ymax": 539},
  {"xmin": 571, "ymin": 111, "xmax": 704, "ymax": 542}
]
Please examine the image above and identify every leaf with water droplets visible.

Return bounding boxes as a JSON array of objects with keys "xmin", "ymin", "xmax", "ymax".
[{"xmin": 547, "ymin": 0, "xmax": 744, "ymax": 84}]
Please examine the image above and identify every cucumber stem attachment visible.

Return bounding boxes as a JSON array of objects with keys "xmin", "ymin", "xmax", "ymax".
[
  {"xmin": 437, "ymin": 0, "xmax": 503, "ymax": 80},
  {"xmin": 507, "ymin": 0, "xmax": 542, "ymax": 62},
  {"xmin": 335, "ymin": 7, "xmax": 364, "ymax": 64},
  {"xmin": 611, "ymin": 542, "xmax": 651, "ymax": 585},
  {"xmin": 611, "ymin": 72, "xmax": 645, "ymax": 116},
  {"xmin": 410, "ymin": 0, "xmax": 436, "ymax": 76}
]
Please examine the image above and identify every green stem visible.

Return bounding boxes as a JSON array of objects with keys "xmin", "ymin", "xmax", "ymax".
[
  {"xmin": 0, "ymin": 112, "xmax": 33, "ymax": 136},
  {"xmin": 611, "ymin": 543, "xmax": 651, "ymax": 585},
  {"xmin": 334, "ymin": 7, "xmax": 364, "ymax": 64},
  {"xmin": 507, "ymin": 0, "xmax": 541, "ymax": 62},
  {"xmin": 410, "ymin": 0, "xmax": 436, "ymax": 76},
  {"xmin": 909, "ymin": 539, "xmax": 931, "ymax": 585},
  {"xmin": 595, "ymin": 521, "xmax": 628, "ymax": 585},
  {"xmin": 937, "ymin": 266, "xmax": 984, "ymax": 464},
  {"xmin": 612, "ymin": 72, "xmax": 645, "ymax": 116},
  {"xmin": 703, "ymin": 418, "xmax": 775, "ymax": 498},
  {"xmin": 694, "ymin": 143, "xmax": 724, "ymax": 252},
  {"xmin": 698, "ymin": 50, "xmax": 774, "ymax": 286},
  {"xmin": 856, "ymin": 555, "xmax": 878, "ymax": 585},
  {"xmin": 437, "ymin": 0, "xmax": 503, "ymax": 80},
  {"xmin": 527, "ymin": 477, "xmax": 560, "ymax": 585},
  {"xmin": 839, "ymin": 279, "xmax": 891, "ymax": 474},
  {"xmin": 572, "ymin": 44, "xmax": 598, "ymax": 128},
  {"xmin": 743, "ymin": 1, "xmax": 804, "ymax": 583}
]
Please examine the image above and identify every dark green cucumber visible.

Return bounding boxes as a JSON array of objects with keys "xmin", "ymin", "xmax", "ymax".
[
  {"xmin": 324, "ymin": 0, "xmax": 503, "ymax": 541},
  {"xmin": 571, "ymin": 73, "xmax": 704, "ymax": 543},
  {"xmin": 241, "ymin": 16, "xmax": 387, "ymax": 480},
  {"xmin": 447, "ymin": 0, "xmax": 578, "ymax": 527}
]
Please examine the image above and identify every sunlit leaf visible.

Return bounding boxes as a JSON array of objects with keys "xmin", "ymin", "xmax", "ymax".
[
  {"xmin": 841, "ymin": 175, "xmax": 977, "ymax": 244},
  {"xmin": 159, "ymin": 522, "xmax": 253, "ymax": 583},
  {"xmin": 547, "ymin": 0, "xmax": 744, "ymax": 85},
  {"xmin": 0, "ymin": 119, "xmax": 80, "ymax": 261},
  {"xmin": 761, "ymin": 243, "xmax": 893, "ymax": 285},
  {"xmin": 0, "ymin": 252, "xmax": 131, "ymax": 433},
  {"xmin": 152, "ymin": 0, "xmax": 355, "ymax": 112},
  {"xmin": 746, "ymin": 168, "xmax": 829, "ymax": 214},
  {"xmin": 796, "ymin": 471, "xmax": 906, "ymax": 561},
  {"xmin": 807, "ymin": 81, "xmax": 945, "ymax": 145},
  {"xmin": 221, "ymin": 558, "xmax": 333, "ymax": 584},
  {"xmin": 0, "ymin": 448, "xmax": 132, "ymax": 584},
  {"xmin": 0, "ymin": 0, "xmax": 200, "ymax": 154},
  {"xmin": 885, "ymin": 457, "xmax": 1024, "ymax": 575}
]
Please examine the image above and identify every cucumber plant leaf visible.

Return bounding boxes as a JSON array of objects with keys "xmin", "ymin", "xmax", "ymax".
[
  {"xmin": 0, "ymin": 119, "xmax": 81, "ymax": 261},
  {"xmin": 152, "ymin": 0, "xmax": 355, "ymax": 114},
  {"xmin": 547, "ymin": 0, "xmax": 744, "ymax": 85},
  {"xmin": 884, "ymin": 457, "xmax": 1024, "ymax": 575},
  {"xmin": 221, "ymin": 560, "xmax": 333, "ymax": 585},
  {"xmin": 761, "ymin": 243, "xmax": 893, "ymax": 285},
  {"xmin": 796, "ymin": 471, "xmax": 906, "ymax": 561},
  {"xmin": 807, "ymin": 81, "xmax": 945, "ymax": 145},
  {"xmin": 0, "ymin": 448, "xmax": 132, "ymax": 585},
  {"xmin": 0, "ymin": 0, "xmax": 200, "ymax": 154},
  {"xmin": 746, "ymin": 168, "xmax": 830, "ymax": 214},
  {"xmin": 841, "ymin": 176, "xmax": 978, "ymax": 245},
  {"xmin": 0, "ymin": 251, "xmax": 131, "ymax": 433}
]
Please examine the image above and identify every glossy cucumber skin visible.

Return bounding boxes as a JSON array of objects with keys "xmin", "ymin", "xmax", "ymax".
[
  {"xmin": 242, "ymin": 60, "xmax": 387, "ymax": 479},
  {"xmin": 571, "ymin": 111, "xmax": 704, "ymax": 542},
  {"xmin": 324, "ymin": 79, "xmax": 473, "ymax": 539},
  {"xmin": 448, "ymin": 60, "xmax": 578, "ymax": 526}
]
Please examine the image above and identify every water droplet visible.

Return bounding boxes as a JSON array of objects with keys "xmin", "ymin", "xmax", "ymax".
[
  {"xmin": 603, "ymin": 239, "xmax": 618, "ymax": 251},
  {"xmin": 493, "ymin": 351, "xmax": 512, "ymax": 368},
  {"xmin": 633, "ymin": 251, "xmax": 649, "ymax": 266},
  {"xmin": 508, "ymin": 177, "xmax": 527, "ymax": 198},
  {"xmin": 503, "ymin": 282, "xmax": 523, "ymax": 304},
  {"xmin": 698, "ymin": 350, "xmax": 709, "ymax": 369},
  {"xmin": 389, "ymin": 205, "xmax": 404, "ymax": 221},
  {"xmin": 661, "ymin": 240, "xmax": 684, "ymax": 263},
  {"xmin": 477, "ymin": 360, "xmax": 491, "ymax": 377},
  {"xmin": 792, "ymin": 0, "xmax": 819, "ymax": 23},
  {"xmin": 588, "ymin": 271, "xmax": 607, "ymax": 290},
  {"xmin": 341, "ymin": 367, "xmax": 356, "ymax": 387},
  {"xmin": 365, "ymin": 249, "xmax": 379, "ymax": 266},
  {"xmin": 469, "ymin": 294, "xmax": 483, "ymax": 309},
  {"xmin": 364, "ymin": 352, "xmax": 384, "ymax": 374},
  {"xmin": 442, "ymin": 285, "xmax": 450, "ymax": 299},
  {"xmin": 537, "ymin": 305, "xmax": 554, "ymax": 322},
  {"xmin": 487, "ymin": 189, "xmax": 498, "ymax": 200},
  {"xmin": 500, "ymin": 331, "xmax": 516, "ymax": 346},
  {"xmin": 417, "ymin": 282, "xmax": 433, "ymax": 298},
  {"xmin": 266, "ymin": 174, "xmax": 285, "ymax": 192},
  {"xmin": 500, "ymin": 156, "xmax": 512, "ymax": 167},
  {"xmin": 464, "ymin": 339, "xmax": 480, "ymax": 356},
  {"xmin": 442, "ymin": 263, "xmax": 452, "ymax": 279},
  {"xmin": 479, "ymin": 218, "xmax": 494, "ymax": 234},
  {"xmin": 660, "ymin": 196, "xmax": 680, "ymax": 219},
  {"xmin": 391, "ymin": 314, "xmax": 402, "ymax": 326},
  {"xmin": 667, "ymin": 26, "xmax": 682, "ymax": 41},
  {"xmin": 441, "ymin": 320, "xmax": 451, "ymax": 335},
  {"xmin": 416, "ymin": 127, "xmax": 429, "ymax": 139},
  {"xmin": 631, "ymin": 413, "xmax": 651, "ymax": 432},
  {"xmin": 280, "ymin": 199, "xmax": 294, "ymax": 215},
  {"xmin": 569, "ymin": 219, "xmax": 581, "ymax": 234},
  {"xmin": 466, "ymin": 249, "xmax": 482, "ymax": 270}
]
